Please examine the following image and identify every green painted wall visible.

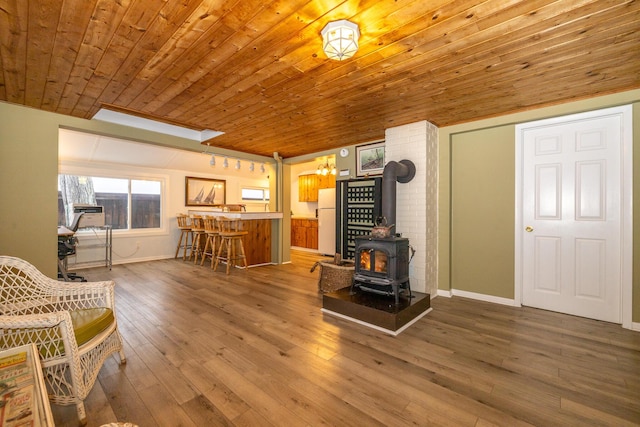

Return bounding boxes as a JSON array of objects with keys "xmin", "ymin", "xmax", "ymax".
[
  {"xmin": 633, "ymin": 103, "xmax": 640, "ymax": 323},
  {"xmin": 451, "ymin": 126, "xmax": 516, "ymax": 298},
  {"xmin": 439, "ymin": 89, "xmax": 640, "ymax": 323},
  {"xmin": 0, "ymin": 105, "xmax": 60, "ymax": 275}
]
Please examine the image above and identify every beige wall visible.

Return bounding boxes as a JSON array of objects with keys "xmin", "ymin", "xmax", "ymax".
[{"xmin": 439, "ymin": 90, "xmax": 640, "ymax": 323}]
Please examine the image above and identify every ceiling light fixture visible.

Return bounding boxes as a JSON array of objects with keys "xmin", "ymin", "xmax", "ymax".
[
  {"xmin": 316, "ymin": 161, "xmax": 336, "ymax": 176},
  {"xmin": 321, "ymin": 19, "xmax": 360, "ymax": 61},
  {"xmin": 249, "ymin": 162, "xmax": 255, "ymax": 172},
  {"xmin": 209, "ymin": 154, "xmax": 215, "ymax": 166},
  {"xmin": 223, "ymin": 157, "xmax": 229, "ymax": 168},
  {"xmin": 260, "ymin": 163, "xmax": 266, "ymax": 173},
  {"xmin": 235, "ymin": 159, "xmax": 241, "ymax": 170}
]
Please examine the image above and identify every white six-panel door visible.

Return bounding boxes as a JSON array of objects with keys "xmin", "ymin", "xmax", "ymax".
[{"xmin": 516, "ymin": 106, "xmax": 632, "ymax": 324}]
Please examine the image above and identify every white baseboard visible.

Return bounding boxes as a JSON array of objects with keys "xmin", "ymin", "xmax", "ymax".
[
  {"xmin": 435, "ymin": 288, "xmax": 518, "ymax": 307},
  {"xmin": 73, "ymin": 255, "xmax": 174, "ymax": 269},
  {"xmin": 451, "ymin": 289, "xmax": 519, "ymax": 306},
  {"xmin": 117, "ymin": 255, "xmax": 171, "ymax": 265},
  {"xmin": 290, "ymin": 246, "xmax": 319, "ymax": 253},
  {"xmin": 631, "ymin": 322, "xmax": 640, "ymax": 332}
]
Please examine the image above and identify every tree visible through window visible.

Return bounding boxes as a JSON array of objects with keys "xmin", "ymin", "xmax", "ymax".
[{"xmin": 58, "ymin": 175, "xmax": 161, "ymax": 230}]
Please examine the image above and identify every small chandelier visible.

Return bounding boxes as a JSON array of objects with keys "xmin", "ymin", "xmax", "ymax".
[
  {"xmin": 316, "ymin": 161, "xmax": 336, "ymax": 176},
  {"xmin": 321, "ymin": 20, "xmax": 360, "ymax": 61}
]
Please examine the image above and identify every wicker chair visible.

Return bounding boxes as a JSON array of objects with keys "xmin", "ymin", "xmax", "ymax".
[{"xmin": 0, "ymin": 256, "xmax": 126, "ymax": 425}]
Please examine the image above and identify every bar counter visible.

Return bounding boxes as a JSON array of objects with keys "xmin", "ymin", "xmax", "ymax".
[{"xmin": 188, "ymin": 210, "xmax": 283, "ymax": 266}]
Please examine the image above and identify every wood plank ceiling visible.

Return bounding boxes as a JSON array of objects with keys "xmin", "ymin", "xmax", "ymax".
[{"xmin": 1, "ymin": 0, "xmax": 639, "ymax": 158}]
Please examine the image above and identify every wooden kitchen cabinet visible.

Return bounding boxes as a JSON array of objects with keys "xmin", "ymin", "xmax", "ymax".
[
  {"xmin": 291, "ymin": 218, "xmax": 318, "ymax": 249},
  {"xmin": 298, "ymin": 174, "xmax": 319, "ymax": 202},
  {"xmin": 318, "ymin": 173, "xmax": 335, "ymax": 189},
  {"xmin": 306, "ymin": 220, "xmax": 318, "ymax": 249},
  {"xmin": 298, "ymin": 173, "xmax": 335, "ymax": 202},
  {"xmin": 291, "ymin": 219, "xmax": 307, "ymax": 247}
]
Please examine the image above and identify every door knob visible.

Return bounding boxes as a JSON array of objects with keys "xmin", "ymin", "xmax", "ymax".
[{"xmin": 525, "ymin": 226, "xmax": 534, "ymax": 232}]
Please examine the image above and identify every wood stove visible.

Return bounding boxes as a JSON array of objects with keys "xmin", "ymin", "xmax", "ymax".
[
  {"xmin": 352, "ymin": 235, "xmax": 412, "ymax": 304},
  {"xmin": 349, "ymin": 159, "xmax": 416, "ymax": 305}
]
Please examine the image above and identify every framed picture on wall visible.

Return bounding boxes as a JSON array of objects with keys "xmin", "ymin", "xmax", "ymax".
[
  {"xmin": 356, "ymin": 142, "xmax": 385, "ymax": 176},
  {"xmin": 185, "ymin": 176, "xmax": 226, "ymax": 207}
]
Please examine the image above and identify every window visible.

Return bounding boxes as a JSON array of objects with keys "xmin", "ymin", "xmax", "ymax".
[
  {"xmin": 58, "ymin": 174, "xmax": 162, "ymax": 230},
  {"xmin": 241, "ymin": 187, "xmax": 270, "ymax": 202}
]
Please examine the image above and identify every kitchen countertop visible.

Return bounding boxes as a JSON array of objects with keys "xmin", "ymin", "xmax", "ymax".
[{"xmin": 188, "ymin": 210, "xmax": 283, "ymax": 220}]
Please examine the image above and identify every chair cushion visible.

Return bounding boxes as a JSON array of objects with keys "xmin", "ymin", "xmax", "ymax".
[
  {"xmin": 0, "ymin": 308, "xmax": 114, "ymax": 358},
  {"xmin": 70, "ymin": 308, "xmax": 114, "ymax": 346}
]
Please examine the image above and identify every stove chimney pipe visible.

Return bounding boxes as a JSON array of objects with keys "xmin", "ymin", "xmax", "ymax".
[{"xmin": 381, "ymin": 159, "xmax": 416, "ymax": 236}]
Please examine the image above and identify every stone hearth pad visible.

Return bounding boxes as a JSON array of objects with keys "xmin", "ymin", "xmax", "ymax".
[{"xmin": 321, "ymin": 288, "xmax": 431, "ymax": 335}]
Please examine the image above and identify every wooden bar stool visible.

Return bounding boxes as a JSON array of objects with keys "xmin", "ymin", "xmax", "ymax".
[
  {"xmin": 201, "ymin": 216, "xmax": 220, "ymax": 268},
  {"xmin": 213, "ymin": 217, "xmax": 248, "ymax": 274},
  {"xmin": 189, "ymin": 215, "xmax": 206, "ymax": 264},
  {"xmin": 174, "ymin": 214, "xmax": 193, "ymax": 260}
]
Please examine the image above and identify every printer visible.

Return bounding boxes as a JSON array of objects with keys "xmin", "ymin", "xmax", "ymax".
[{"xmin": 73, "ymin": 204, "xmax": 105, "ymax": 228}]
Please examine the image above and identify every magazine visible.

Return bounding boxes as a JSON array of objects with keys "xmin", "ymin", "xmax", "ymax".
[{"xmin": 0, "ymin": 347, "xmax": 45, "ymax": 427}]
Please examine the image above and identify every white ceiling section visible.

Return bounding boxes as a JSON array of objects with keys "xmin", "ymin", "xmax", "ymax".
[
  {"xmin": 92, "ymin": 109, "xmax": 224, "ymax": 141},
  {"xmin": 57, "ymin": 128, "xmax": 256, "ymax": 176}
]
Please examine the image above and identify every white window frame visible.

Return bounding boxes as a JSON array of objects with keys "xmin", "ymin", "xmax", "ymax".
[
  {"xmin": 58, "ymin": 163, "xmax": 169, "ymax": 237},
  {"xmin": 240, "ymin": 186, "xmax": 270, "ymax": 203}
]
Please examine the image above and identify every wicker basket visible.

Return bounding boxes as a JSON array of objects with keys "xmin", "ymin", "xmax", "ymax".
[{"xmin": 311, "ymin": 260, "xmax": 355, "ymax": 293}]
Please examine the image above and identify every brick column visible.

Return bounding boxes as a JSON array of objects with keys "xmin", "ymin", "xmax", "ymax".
[{"xmin": 385, "ymin": 121, "xmax": 438, "ymax": 297}]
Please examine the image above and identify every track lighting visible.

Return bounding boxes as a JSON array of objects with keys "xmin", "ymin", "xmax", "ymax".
[
  {"xmin": 209, "ymin": 154, "xmax": 215, "ymax": 166},
  {"xmin": 223, "ymin": 157, "xmax": 229, "ymax": 168}
]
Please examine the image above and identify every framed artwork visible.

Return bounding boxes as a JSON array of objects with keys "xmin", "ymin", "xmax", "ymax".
[
  {"xmin": 185, "ymin": 176, "xmax": 226, "ymax": 207},
  {"xmin": 356, "ymin": 142, "xmax": 385, "ymax": 176}
]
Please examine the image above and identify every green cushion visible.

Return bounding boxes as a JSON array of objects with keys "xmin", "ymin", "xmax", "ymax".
[
  {"xmin": 0, "ymin": 308, "xmax": 114, "ymax": 358},
  {"xmin": 70, "ymin": 308, "xmax": 114, "ymax": 346}
]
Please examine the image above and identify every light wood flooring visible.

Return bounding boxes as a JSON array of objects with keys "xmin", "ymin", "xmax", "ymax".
[{"xmin": 51, "ymin": 251, "xmax": 640, "ymax": 426}]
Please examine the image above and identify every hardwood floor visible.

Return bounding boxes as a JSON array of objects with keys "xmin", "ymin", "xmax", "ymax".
[{"xmin": 51, "ymin": 251, "xmax": 640, "ymax": 426}]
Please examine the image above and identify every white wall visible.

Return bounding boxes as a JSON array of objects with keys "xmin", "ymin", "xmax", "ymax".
[
  {"xmin": 385, "ymin": 121, "xmax": 438, "ymax": 296},
  {"xmin": 290, "ymin": 160, "xmax": 319, "ymax": 218},
  {"xmin": 59, "ymin": 159, "xmax": 270, "ymax": 267}
]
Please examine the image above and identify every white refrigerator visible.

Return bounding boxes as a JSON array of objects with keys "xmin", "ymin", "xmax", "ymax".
[{"xmin": 317, "ymin": 188, "xmax": 336, "ymax": 256}]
